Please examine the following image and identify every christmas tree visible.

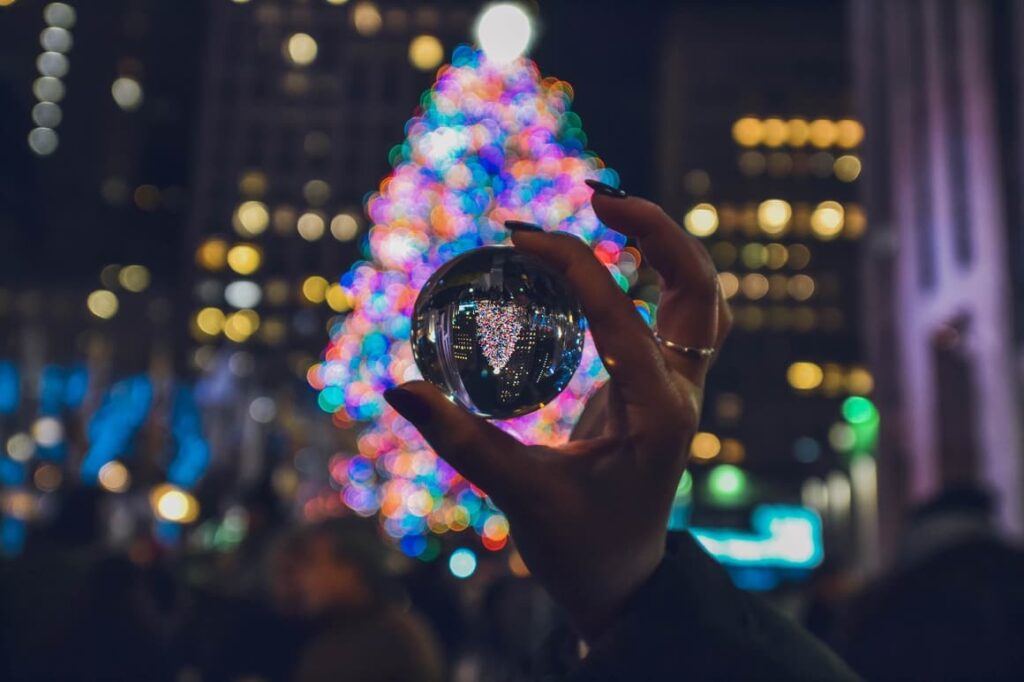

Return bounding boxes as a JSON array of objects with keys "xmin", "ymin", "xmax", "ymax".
[{"xmin": 309, "ymin": 46, "xmax": 638, "ymax": 557}]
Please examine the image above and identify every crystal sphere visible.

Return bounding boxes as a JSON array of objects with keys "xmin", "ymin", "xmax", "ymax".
[{"xmin": 411, "ymin": 246, "xmax": 586, "ymax": 419}]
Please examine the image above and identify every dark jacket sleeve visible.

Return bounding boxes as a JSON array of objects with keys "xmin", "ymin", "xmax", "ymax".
[{"xmin": 562, "ymin": 532, "xmax": 861, "ymax": 681}]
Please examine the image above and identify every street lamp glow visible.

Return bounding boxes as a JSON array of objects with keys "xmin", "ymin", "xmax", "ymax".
[{"xmin": 474, "ymin": 3, "xmax": 533, "ymax": 64}]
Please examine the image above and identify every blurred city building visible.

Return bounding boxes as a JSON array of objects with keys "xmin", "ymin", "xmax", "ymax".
[
  {"xmin": 0, "ymin": 0, "xmax": 211, "ymax": 554},
  {"xmin": 0, "ymin": 0, "xmax": 203, "ymax": 286},
  {"xmin": 852, "ymin": 0, "xmax": 1024, "ymax": 545},
  {"xmin": 184, "ymin": 1, "xmax": 479, "ymax": 515},
  {"xmin": 657, "ymin": 0, "xmax": 878, "ymax": 578},
  {"xmin": 185, "ymin": 0, "xmax": 475, "ymax": 380}
]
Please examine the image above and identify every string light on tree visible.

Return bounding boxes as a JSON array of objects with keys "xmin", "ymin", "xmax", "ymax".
[
  {"xmin": 449, "ymin": 547, "xmax": 477, "ymax": 578},
  {"xmin": 311, "ymin": 46, "xmax": 628, "ymax": 551}
]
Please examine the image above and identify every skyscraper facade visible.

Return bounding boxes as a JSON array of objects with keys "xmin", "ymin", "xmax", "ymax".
[
  {"xmin": 185, "ymin": 0, "xmax": 476, "ymax": 386},
  {"xmin": 852, "ymin": 0, "xmax": 1024, "ymax": 547},
  {"xmin": 657, "ymin": 1, "xmax": 876, "ymax": 572}
]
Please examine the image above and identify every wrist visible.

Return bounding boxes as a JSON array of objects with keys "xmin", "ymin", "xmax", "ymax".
[{"xmin": 571, "ymin": 544, "xmax": 666, "ymax": 643}]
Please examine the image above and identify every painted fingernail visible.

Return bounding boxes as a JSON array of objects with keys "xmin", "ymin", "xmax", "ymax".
[
  {"xmin": 585, "ymin": 179, "xmax": 627, "ymax": 198},
  {"xmin": 383, "ymin": 388, "xmax": 432, "ymax": 425},
  {"xmin": 504, "ymin": 220, "xmax": 544, "ymax": 233}
]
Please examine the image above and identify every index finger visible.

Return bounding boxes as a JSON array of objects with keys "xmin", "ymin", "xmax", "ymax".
[
  {"xmin": 383, "ymin": 381, "xmax": 537, "ymax": 512},
  {"xmin": 587, "ymin": 183, "xmax": 720, "ymax": 361}
]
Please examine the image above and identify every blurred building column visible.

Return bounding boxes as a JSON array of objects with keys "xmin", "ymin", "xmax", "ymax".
[{"xmin": 852, "ymin": 0, "xmax": 1024, "ymax": 551}]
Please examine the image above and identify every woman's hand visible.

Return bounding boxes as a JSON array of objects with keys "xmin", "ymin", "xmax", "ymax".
[{"xmin": 384, "ymin": 183, "xmax": 731, "ymax": 641}]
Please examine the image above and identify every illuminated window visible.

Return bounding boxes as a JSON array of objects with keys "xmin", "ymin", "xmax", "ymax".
[
  {"xmin": 787, "ymin": 244, "xmax": 811, "ymax": 269},
  {"xmin": 297, "ymin": 212, "xmax": 326, "ymax": 241},
  {"xmin": 409, "ymin": 35, "xmax": 444, "ymax": 71},
  {"xmin": 740, "ymin": 273, "xmax": 769, "ymax": 300},
  {"xmin": 284, "ymin": 33, "xmax": 318, "ymax": 66},
  {"xmin": 233, "ymin": 201, "xmax": 270, "ymax": 236},
  {"xmin": 195, "ymin": 307, "xmax": 226, "ymax": 336},
  {"xmin": 757, "ymin": 199, "xmax": 791, "ymax": 235},
  {"xmin": 352, "ymin": 2, "xmax": 383, "ymax": 36},
  {"xmin": 762, "ymin": 118, "xmax": 787, "ymax": 147},
  {"xmin": 732, "ymin": 117, "xmax": 764, "ymax": 147},
  {"xmin": 303, "ymin": 180, "xmax": 331, "ymax": 206},
  {"xmin": 87, "ymin": 290, "xmax": 119, "ymax": 319},
  {"xmin": 808, "ymin": 119, "xmax": 838, "ymax": 148},
  {"xmin": 738, "ymin": 151, "xmax": 766, "ymax": 176},
  {"xmin": 226, "ymin": 244, "xmax": 262, "ymax": 275},
  {"xmin": 787, "ymin": 362, "xmax": 823, "ymax": 391},
  {"xmin": 786, "ymin": 118, "xmax": 810, "ymax": 146},
  {"xmin": 118, "ymin": 265, "xmax": 150, "ymax": 292},
  {"xmin": 833, "ymin": 154, "xmax": 861, "ymax": 182},
  {"xmin": 330, "ymin": 213, "xmax": 360, "ymax": 241},
  {"xmin": 684, "ymin": 203, "xmax": 718, "ymax": 237},
  {"xmin": 196, "ymin": 238, "xmax": 228, "ymax": 271},
  {"xmin": 787, "ymin": 274, "xmax": 815, "ymax": 301},
  {"xmin": 302, "ymin": 275, "xmax": 329, "ymax": 303},
  {"xmin": 740, "ymin": 243, "xmax": 767, "ymax": 269},
  {"xmin": 810, "ymin": 201, "xmax": 844, "ymax": 239},
  {"xmin": 111, "ymin": 77, "xmax": 143, "ymax": 111},
  {"xmin": 835, "ymin": 119, "xmax": 865, "ymax": 148},
  {"xmin": 690, "ymin": 432, "xmax": 722, "ymax": 461},
  {"xmin": 718, "ymin": 272, "xmax": 739, "ymax": 299},
  {"xmin": 765, "ymin": 243, "xmax": 788, "ymax": 269},
  {"xmin": 238, "ymin": 170, "xmax": 268, "ymax": 197}
]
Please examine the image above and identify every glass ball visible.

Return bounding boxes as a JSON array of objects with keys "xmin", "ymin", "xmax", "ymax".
[{"xmin": 411, "ymin": 246, "xmax": 586, "ymax": 419}]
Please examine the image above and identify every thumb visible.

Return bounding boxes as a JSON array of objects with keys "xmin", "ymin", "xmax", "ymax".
[{"xmin": 383, "ymin": 381, "xmax": 535, "ymax": 505}]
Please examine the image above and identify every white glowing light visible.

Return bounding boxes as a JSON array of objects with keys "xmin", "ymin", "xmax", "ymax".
[
  {"xmin": 151, "ymin": 484, "xmax": 199, "ymax": 523},
  {"xmin": 28, "ymin": 127, "xmax": 59, "ymax": 155},
  {"xmin": 691, "ymin": 505, "xmax": 824, "ymax": 569},
  {"xmin": 31, "ymin": 417, "xmax": 64, "ymax": 447},
  {"xmin": 33, "ymin": 76, "xmax": 65, "ymax": 102},
  {"xmin": 32, "ymin": 101, "xmax": 62, "ymax": 128},
  {"xmin": 37, "ymin": 51, "xmax": 69, "ymax": 77},
  {"xmin": 224, "ymin": 280, "xmax": 262, "ymax": 309},
  {"xmin": 474, "ymin": 3, "xmax": 534, "ymax": 64},
  {"xmin": 44, "ymin": 3, "xmax": 76, "ymax": 29},
  {"xmin": 248, "ymin": 396, "xmax": 277, "ymax": 423},
  {"xmin": 449, "ymin": 548, "xmax": 477, "ymax": 578},
  {"xmin": 6, "ymin": 433, "xmax": 36, "ymax": 462},
  {"xmin": 40, "ymin": 26, "xmax": 73, "ymax": 53},
  {"xmin": 112, "ymin": 77, "xmax": 143, "ymax": 111}
]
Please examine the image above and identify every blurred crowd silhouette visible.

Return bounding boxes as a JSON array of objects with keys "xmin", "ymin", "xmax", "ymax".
[
  {"xmin": 1, "ymin": 483, "xmax": 1022, "ymax": 681},
  {"xmin": 0, "ymin": 486, "xmax": 564, "ymax": 682}
]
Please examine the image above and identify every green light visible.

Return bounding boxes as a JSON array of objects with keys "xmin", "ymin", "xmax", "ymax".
[
  {"xmin": 675, "ymin": 470, "xmax": 693, "ymax": 499},
  {"xmin": 842, "ymin": 396, "xmax": 877, "ymax": 425},
  {"xmin": 708, "ymin": 464, "xmax": 747, "ymax": 504}
]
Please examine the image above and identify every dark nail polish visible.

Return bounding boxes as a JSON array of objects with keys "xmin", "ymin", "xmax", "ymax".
[
  {"xmin": 383, "ymin": 388, "xmax": 432, "ymax": 425},
  {"xmin": 504, "ymin": 220, "xmax": 544, "ymax": 233},
  {"xmin": 585, "ymin": 179, "xmax": 627, "ymax": 198}
]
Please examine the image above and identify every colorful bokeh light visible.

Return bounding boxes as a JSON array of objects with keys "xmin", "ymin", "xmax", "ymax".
[{"xmin": 312, "ymin": 47, "xmax": 628, "ymax": 550}]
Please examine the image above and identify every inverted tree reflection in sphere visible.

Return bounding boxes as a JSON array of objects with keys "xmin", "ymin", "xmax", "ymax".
[{"xmin": 412, "ymin": 246, "xmax": 585, "ymax": 419}]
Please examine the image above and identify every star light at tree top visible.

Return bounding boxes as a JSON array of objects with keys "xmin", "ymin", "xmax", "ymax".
[{"xmin": 309, "ymin": 46, "xmax": 643, "ymax": 557}]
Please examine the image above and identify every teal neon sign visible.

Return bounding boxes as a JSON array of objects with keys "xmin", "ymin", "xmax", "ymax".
[{"xmin": 690, "ymin": 505, "xmax": 824, "ymax": 570}]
